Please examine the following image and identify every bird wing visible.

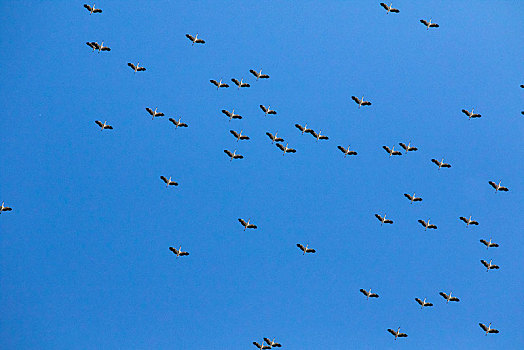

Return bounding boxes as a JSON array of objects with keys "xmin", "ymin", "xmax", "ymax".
[
  {"xmin": 375, "ymin": 214, "xmax": 383, "ymax": 221},
  {"xmin": 101, "ymin": 47, "xmax": 111, "ymax": 51},
  {"xmin": 168, "ymin": 118, "xmax": 177, "ymax": 124},
  {"xmin": 95, "ymin": 120, "xmax": 103, "ymax": 127},
  {"xmin": 222, "ymin": 110, "xmax": 231, "ymax": 117},
  {"xmin": 230, "ymin": 130, "xmax": 239, "ymax": 138},
  {"xmin": 146, "ymin": 108, "xmax": 154, "ymax": 115},
  {"xmin": 430, "ymin": 23, "xmax": 439, "ymax": 27},
  {"xmin": 459, "ymin": 217, "xmax": 467, "ymax": 223},
  {"xmin": 105, "ymin": 125, "xmax": 113, "ymax": 129},
  {"xmin": 431, "ymin": 159, "xmax": 440, "ymax": 166},
  {"xmin": 380, "ymin": 3, "xmax": 389, "ymax": 10},
  {"xmin": 196, "ymin": 39, "xmax": 205, "ymax": 43},
  {"xmin": 351, "ymin": 96, "xmax": 360, "ymax": 104},
  {"xmin": 338, "ymin": 146, "xmax": 347, "ymax": 153},
  {"xmin": 86, "ymin": 42, "xmax": 95, "ymax": 48},
  {"xmin": 471, "ymin": 113, "xmax": 481, "ymax": 118},
  {"xmin": 307, "ymin": 249, "xmax": 316, "ymax": 253},
  {"xmin": 399, "ymin": 143, "xmax": 408, "ymax": 151},
  {"xmin": 231, "ymin": 78, "xmax": 240, "ymax": 86},
  {"xmin": 479, "ymin": 239, "xmax": 488, "ymax": 246},
  {"xmin": 260, "ymin": 74, "xmax": 270, "ymax": 79},
  {"xmin": 420, "ymin": 19, "xmax": 429, "ymax": 25},
  {"xmin": 260, "ymin": 105, "xmax": 267, "ymax": 112},
  {"xmin": 238, "ymin": 218, "xmax": 247, "ymax": 226},
  {"xmin": 450, "ymin": 297, "xmax": 459, "ymax": 301},
  {"xmin": 385, "ymin": 219, "xmax": 393, "ymax": 224},
  {"xmin": 370, "ymin": 293, "xmax": 378, "ymax": 298},
  {"xmin": 488, "ymin": 181, "xmax": 497, "ymax": 189},
  {"xmin": 287, "ymin": 148, "xmax": 296, "ymax": 153},
  {"xmin": 481, "ymin": 260, "xmax": 488, "ymax": 267},
  {"xmin": 84, "ymin": 4, "xmax": 92, "ymax": 11},
  {"xmin": 360, "ymin": 289, "xmax": 369, "ymax": 296},
  {"xmin": 428, "ymin": 224, "xmax": 437, "ymax": 229},
  {"xmin": 398, "ymin": 333, "xmax": 408, "ymax": 338},
  {"xmin": 489, "ymin": 329, "xmax": 499, "ymax": 333},
  {"xmin": 295, "ymin": 124, "xmax": 304, "ymax": 131},
  {"xmin": 471, "ymin": 221, "xmax": 479, "ymax": 225},
  {"xmin": 383, "ymin": 146, "xmax": 391, "ymax": 153},
  {"xmin": 491, "ymin": 243, "xmax": 499, "ymax": 247},
  {"xmin": 242, "ymin": 83, "xmax": 251, "ymax": 87},
  {"xmin": 404, "ymin": 194, "xmax": 413, "ymax": 200},
  {"xmin": 234, "ymin": 154, "xmax": 244, "ymax": 159},
  {"xmin": 253, "ymin": 342, "xmax": 261, "ymax": 348},
  {"xmin": 297, "ymin": 244, "xmax": 305, "ymax": 251},
  {"xmin": 478, "ymin": 323, "xmax": 488, "ymax": 332},
  {"xmin": 247, "ymin": 224, "xmax": 257, "ymax": 228},
  {"xmin": 319, "ymin": 136, "xmax": 329, "ymax": 140},
  {"xmin": 160, "ymin": 176, "xmax": 169, "ymax": 183},
  {"xmin": 276, "ymin": 143, "xmax": 285, "ymax": 151},
  {"xmin": 410, "ymin": 147, "xmax": 418, "ymax": 151},
  {"xmin": 210, "ymin": 80, "xmax": 219, "ymax": 86},
  {"xmin": 137, "ymin": 67, "xmax": 146, "ymax": 71},
  {"xmin": 180, "ymin": 252, "xmax": 189, "ymax": 256},
  {"xmin": 240, "ymin": 136, "xmax": 250, "ymax": 140},
  {"xmin": 499, "ymin": 186, "xmax": 509, "ymax": 191},
  {"xmin": 417, "ymin": 219, "xmax": 426, "ymax": 226},
  {"xmin": 185, "ymin": 34, "xmax": 195, "ymax": 41},
  {"xmin": 308, "ymin": 130, "xmax": 318, "ymax": 138},
  {"xmin": 249, "ymin": 69, "xmax": 258, "ymax": 77},
  {"xmin": 156, "ymin": 112, "xmax": 165, "ymax": 117},
  {"xmin": 362, "ymin": 101, "xmax": 372, "ymax": 106},
  {"xmin": 169, "ymin": 247, "xmax": 178, "ymax": 254},
  {"xmin": 439, "ymin": 292, "xmax": 448, "ymax": 299},
  {"xmin": 268, "ymin": 110, "xmax": 277, "ymax": 115},
  {"xmin": 224, "ymin": 150, "xmax": 233, "ymax": 157},
  {"xmin": 391, "ymin": 8, "xmax": 399, "ymax": 13},
  {"xmin": 232, "ymin": 115, "xmax": 242, "ymax": 119},
  {"xmin": 266, "ymin": 132, "xmax": 274, "ymax": 140},
  {"xmin": 442, "ymin": 163, "xmax": 451, "ymax": 168},
  {"xmin": 127, "ymin": 63, "xmax": 136, "ymax": 70},
  {"xmin": 93, "ymin": 9, "xmax": 102, "ymax": 13},
  {"xmin": 426, "ymin": 302, "xmax": 433, "ymax": 306},
  {"xmin": 387, "ymin": 329, "xmax": 396, "ymax": 335},
  {"xmin": 415, "ymin": 298, "xmax": 423, "ymax": 305},
  {"xmin": 462, "ymin": 109, "xmax": 470, "ymax": 116},
  {"xmin": 392, "ymin": 151, "xmax": 402, "ymax": 155}
]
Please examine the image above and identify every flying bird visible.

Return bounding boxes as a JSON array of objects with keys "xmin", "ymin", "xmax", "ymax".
[
  {"xmin": 420, "ymin": 19, "xmax": 439, "ymax": 29},
  {"xmin": 360, "ymin": 288, "xmax": 379, "ymax": 300},
  {"xmin": 431, "ymin": 158, "xmax": 451, "ymax": 169},
  {"xmin": 0, "ymin": 202, "xmax": 12, "ymax": 214},
  {"xmin": 375, "ymin": 213, "xmax": 393, "ymax": 225},
  {"xmin": 276, "ymin": 143, "xmax": 296, "ymax": 156},
  {"xmin": 146, "ymin": 107, "xmax": 164, "ymax": 119},
  {"xmin": 84, "ymin": 3, "xmax": 102, "ymax": 14},
  {"xmin": 185, "ymin": 33, "xmax": 205, "ymax": 45},
  {"xmin": 250, "ymin": 69, "xmax": 270, "ymax": 80},
  {"xmin": 337, "ymin": 145, "xmax": 357, "ymax": 157},
  {"xmin": 264, "ymin": 338, "xmax": 282, "ymax": 348},
  {"xmin": 259, "ymin": 105, "xmax": 277, "ymax": 116},
  {"xmin": 383, "ymin": 145, "xmax": 402, "ymax": 156},
  {"xmin": 380, "ymin": 3, "xmax": 400, "ymax": 13},
  {"xmin": 296, "ymin": 244, "xmax": 316, "ymax": 255},
  {"xmin": 231, "ymin": 78, "xmax": 250, "ymax": 89},
  {"xmin": 160, "ymin": 176, "xmax": 178, "ymax": 187},
  {"xmin": 128, "ymin": 62, "xmax": 146, "ymax": 72},
  {"xmin": 415, "ymin": 298, "xmax": 433, "ymax": 309},
  {"xmin": 488, "ymin": 181, "xmax": 508, "ymax": 192},
  {"xmin": 93, "ymin": 42, "xmax": 110, "ymax": 52},
  {"xmin": 418, "ymin": 219, "xmax": 437, "ymax": 230},
  {"xmin": 209, "ymin": 79, "xmax": 229, "ymax": 89},
  {"xmin": 462, "ymin": 108, "xmax": 481, "ymax": 119},
  {"xmin": 169, "ymin": 246, "xmax": 189, "ymax": 258},
  {"xmin": 266, "ymin": 132, "xmax": 284, "ymax": 143},
  {"xmin": 404, "ymin": 193, "xmax": 422, "ymax": 203},
  {"xmin": 439, "ymin": 291, "xmax": 460, "ymax": 303},
  {"xmin": 224, "ymin": 149, "xmax": 244, "ymax": 161},
  {"xmin": 307, "ymin": 129, "xmax": 329, "ymax": 141},
  {"xmin": 238, "ymin": 218, "xmax": 257, "ymax": 231},
  {"xmin": 295, "ymin": 123, "xmax": 313, "ymax": 134},
  {"xmin": 387, "ymin": 328, "xmax": 408, "ymax": 340},
  {"xmin": 222, "ymin": 109, "xmax": 242, "ymax": 121},
  {"xmin": 481, "ymin": 259, "xmax": 499, "ymax": 272},
  {"xmin": 252, "ymin": 341, "xmax": 270, "ymax": 349},
  {"xmin": 480, "ymin": 238, "xmax": 499, "ymax": 249},
  {"xmin": 94, "ymin": 120, "xmax": 113, "ymax": 130},
  {"xmin": 479, "ymin": 323, "xmax": 499, "ymax": 336},
  {"xmin": 351, "ymin": 95, "xmax": 372, "ymax": 108},
  {"xmin": 230, "ymin": 130, "xmax": 250, "ymax": 141},
  {"xmin": 459, "ymin": 216, "xmax": 479, "ymax": 227},
  {"xmin": 169, "ymin": 117, "xmax": 188, "ymax": 128},
  {"xmin": 399, "ymin": 142, "xmax": 418, "ymax": 152}
]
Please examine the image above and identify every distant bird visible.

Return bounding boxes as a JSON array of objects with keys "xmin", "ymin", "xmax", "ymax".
[
  {"xmin": 375, "ymin": 213, "xmax": 393, "ymax": 225},
  {"xmin": 480, "ymin": 238, "xmax": 499, "ymax": 249},
  {"xmin": 266, "ymin": 132, "xmax": 284, "ymax": 143},
  {"xmin": 380, "ymin": 3, "xmax": 400, "ymax": 13},
  {"xmin": 127, "ymin": 62, "xmax": 146, "ymax": 72},
  {"xmin": 209, "ymin": 79, "xmax": 229, "ymax": 90},
  {"xmin": 488, "ymin": 180, "xmax": 508, "ymax": 192},
  {"xmin": 239, "ymin": 218, "xmax": 257, "ymax": 231},
  {"xmin": 94, "ymin": 120, "xmax": 113, "ymax": 131},
  {"xmin": 307, "ymin": 129, "xmax": 329, "ymax": 141},
  {"xmin": 224, "ymin": 149, "xmax": 243, "ymax": 161},
  {"xmin": 399, "ymin": 142, "xmax": 418, "ymax": 152},
  {"xmin": 259, "ymin": 105, "xmax": 277, "ymax": 116},
  {"xmin": 252, "ymin": 340, "xmax": 270, "ymax": 349},
  {"xmin": 360, "ymin": 288, "xmax": 379, "ymax": 300},
  {"xmin": 296, "ymin": 243, "xmax": 316, "ymax": 255},
  {"xmin": 337, "ymin": 145, "xmax": 357, "ymax": 157},
  {"xmin": 146, "ymin": 107, "xmax": 164, "ymax": 120},
  {"xmin": 404, "ymin": 193, "xmax": 422, "ymax": 203},
  {"xmin": 222, "ymin": 109, "xmax": 242, "ymax": 121},
  {"xmin": 415, "ymin": 298, "xmax": 433, "ymax": 309},
  {"xmin": 185, "ymin": 33, "xmax": 205, "ymax": 45},
  {"xmin": 0, "ymin": 202, "xmax": 12, "ymax": 214},
  {"xmin": 459, "ymin": 216, "xmax": 479, "ymax": 227},
  {"xmin": 160, "ymin": 176, "xmax": 178, "ymax": 187},
  {"xmin": 420, "ymin": 19, "xmax": 439, "ymax": 30},
  {"xmin": 439, "ymin": 291, "xmax": 460, "ymax": 303},
  {"xmin": 264, "ymin": 338, "xmax": 282, "ymax": 348},
  {"xmin": 250, "ymin": 69, "xmax": 270, "ymax": 80},
  {"xmin": 431, "ymin": 158, "xmax": 451, "ymax": 169},
  {"xmin": 462, "ymin": 108, "xmax": 481, "ymax": 119},
  {"xmin": 351, "ymin": 95, "xmax": 372, "ymax": 108},
  {"xmin": 231, "ymin": 78, "xmax": 250, "ymax": 89},
  {"xmin": 169, "ymin": 246, "xmax": 189, "ymax": 258},
  {"xmin": 169, "ymin": 117, "xmax": 188, "ymax": 128},
  {"xmin": 418, "ymin": 219, "xmax": 437, "ymax": 230},
  {"xmin": 230, "ymin": 130, "xmax": 250, "ymax": 141},
  {"xmin": 383, "ymin": 145, "xmax": 402, "ymax": 156},
  {"xmin": 84, "ymin": 3, "xmax": 102, "ymax": 14},
  {"xmin": 479, "ymin": 323, "xmax": 499, "ymax": 336},
  {"xmin": 295, "ymin": 123, "xmax": 313, "ymax": 134},
  {"xmin": 481, "ymin": 259, "xmax": 499, "ymax": 272},
  {"xmin": 276, "ymin": 143, "xmax": 296, "ymax": 156},
  {"xmin": 387, "ymin": 328, "xmax": 408, "ymax": 340}
]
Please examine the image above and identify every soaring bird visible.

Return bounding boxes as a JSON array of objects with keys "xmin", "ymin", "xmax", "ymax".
[
  {"xmin": 238, "ymin": 218, "xmax": 257, "ymax": 231},
  {"xmin": 351, "ymin": 95, "xmax": 372, "ymax": 108},
  {"xmin": 439, "ymin": 291, "xmax": 460, "ymax": 303},
  {"xmin": 380, "ymin": 3, "xmax": 400, "ymax": 13},
  {"xmin": 383, "ymin": 145, "xmax": 402, "ymax": 156},
  {"xmin": 337, "ymin": 145, "xmax": 357, "ymax": 157},
  {"xmin": 404, "ymin": 193, "xmax": 422, "ymax": 203},
  {"xmin": 222, "ymin": 109, "xmax": 242, "ymax": 121},
  {"xmin": 387, "ymin": 328, "xmax": 408, "ymax": 340},
  {"xmin": 307, "ymin": 129, "xmax": 329, "ymax": 141},
  {"xmin": 431, "ymin": 158, "xmax": 451, "ymax": 169},
  {"xmin": 259, "ymin": 105, "xmax": 277, "ymax": 116},
  {"xmin": 415, "ymin": 298, "xmax": 433, "ymax": 309},
  {"xmin": 418, "ymin": 219, "xmax": 437, "ymax": 230},
  {"xmin": 264, "ymin": 338, "xmax": 282, "ymax": 348},
  {"xmin": 420, "ymin": 19, "xmax": 439, "ymax": 30},
  {"xmin": 210, "ymin": 79, "xmax": 229, "ymax": 89},
  {"xmin": 224, "ymin": 149, "xmax": 243, "ymax": 161},
  {"xmin": 146, "ymin": 107, "xmax": 164, "ymax": 119},
  {"xmin": 276, "ymin": 143, "xmax": 296, "ymax": 156},
  {"xmin": 375, "ymin": 213, "xmax": 393, "ymax": 225},
  {"xmin": 462, "ymin": 108, "xmax": 481, "ymax": 119},
  {"xmin": 185, "ymin": 33, "xmax": 205, "ymax": 45},
  {"xmin": 127, "ymin": 62, "xmax": 146, "ymax": 72},
  {"xmin": 94, "ymin": 120, "xmax": 113, "ymax": 131},
  {"xmin": 169, "ymin": 246, "xmax": 189, "ymax": 258},
  {"xmin": 479, "ymin": 323, "xmax": 499, "ymax": 336},
  {"xmin": 360, "ymin": 288, "xmax": 379, "ymax": 300},
  {"xmin": 459, "ymin": 216, "xmax": 479, "ymax": 227},
  {"xmin": 230, "ymin": 130, "xmax": 250, "ymax": 141},
  {"xmin": 488, "ymin": 181, "xmax": 508, "ymax": 192},
  {"xmin": 266, "ymin": 132, "xmax": 284, "ymax": 143},
  {"xmin": 169, "ymin": 117, "xmax": 188, "ymax": 128},
  {"xmin": 252, "ymin": 340, "xmax": 270, "ymax": 349},
  {"xmin": 84, "ymin": 3, "xmax": 102, "ymax": 14},
  {"xmin": 250, "ymin": 69, "xmax": 270, "ymax": 80},
  {"xmin": 480, "ymin": 238, "xmax": 499, "ymax": 249},
  {"xmin": 481, "ymin": 259, "xmax": 499, "ymax": 272},
  {"xmin": 296, "ymin": 244, "xmax": 316, "ymax": 255},
  {"xmin": 295, "ymin": 123, "xmax": 312, "ymax": 134},
  {"xmin": 399, "ymin": 142, "xmax": 418, "ymax": 152},
  {"xmin": 0, "ymin": 202, "xmax": 12, "ymax": 214},
  {"xmin": 231, "ymin": 78, "xmax": 250, "ymax": 89},
  {"xmin": 160, "ymin": 176, "xmax": 178, "ymax": 187}
]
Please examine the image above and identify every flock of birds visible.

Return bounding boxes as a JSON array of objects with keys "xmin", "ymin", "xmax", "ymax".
[{"xmin": 3, "ymin": 2, "xmax": 521, "ymax": 347}]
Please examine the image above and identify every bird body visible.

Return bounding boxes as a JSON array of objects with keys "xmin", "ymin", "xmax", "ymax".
[
  {"xmin": 337, "ymin": 145, "xmax": 357, "ymax": 157},
  {"xmin": 169, "ymin": 246, "xmax": 189, "ymax": 258},
  {"xmin": 94, "ymin": 120, "xmax": 113, "ymax": 130},
  {"xmin": 160, "ymin": 176, "xmax": 178, "ymax": 187},
  {"xmin": 296, "ymin": 243, "xmax": 316, "ymax": 255}
]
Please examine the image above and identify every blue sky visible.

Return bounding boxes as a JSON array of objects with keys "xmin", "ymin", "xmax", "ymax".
[{"xmin": 1, "ymin": 1, "xmax": 523, "ymax": 349}]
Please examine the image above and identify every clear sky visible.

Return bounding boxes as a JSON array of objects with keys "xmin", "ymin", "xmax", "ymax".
[{"xmin": 1, "ymin": 1, "xmax": 523, "ymax": 349}]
